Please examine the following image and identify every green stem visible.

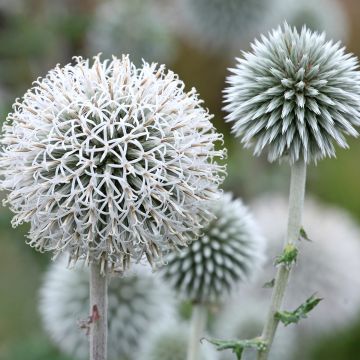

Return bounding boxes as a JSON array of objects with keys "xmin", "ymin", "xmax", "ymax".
[
  {"xmin": 257, "ymin": 160, "xmax": 307, "ymax": 360},
  {"xmin": 187, "ymin": 303, "xmax": 208, "ymax": 360},
  {"xmin": 89, "ymin": 262, "xmax": 108, "ymax": 360}
]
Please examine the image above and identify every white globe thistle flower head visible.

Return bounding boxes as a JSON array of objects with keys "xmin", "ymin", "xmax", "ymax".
[
  {"xmin": 39, "ymin": 257, "xmax": 176, "ymax": 360},
  {"xmin": 224, "ymin": 23, "xmax": 360, "ymax": 164},
  {"xmin": 138, "ymin": 319, "xmax": 219, "ymax": 360},
  {"xmin": 0, "ymin": 54, "xmax": 226, "ymax": 272},
  {"xmin": 250, "ymin": 194, "xmax": 360, "ymax": 337},
  {"xmin": 275, "ymin": 0, "xmax": 349, "ymax": 43},
  {"xmin": 214, "ymin": 295, "xmax": 297, "ymax": 360},
  {"xmin": 87, "ymin": 0, "xmax": 176, "ymax": 64},
  {"xmin": 175, "ymin": 0, "xmax": 276, "ymax": 53},
  {"xmin": 162, "ymin": 193, "xmax": 266, "ymax": 303}
]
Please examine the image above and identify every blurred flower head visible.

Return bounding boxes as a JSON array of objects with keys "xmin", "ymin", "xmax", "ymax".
[
  {"xmin": 250, "ymin": 194, "xmax": 360, "ymax": 337},
  {"xmin": 138, "ymin": 319, "xmax": 219, "ymax": 360},
  {"xmin": 224, "ymin": 23, "xmax": 360, "ymax": 163},
  {"xmin": 275, "ymin": 0, "xmax": 349, "ymax": 43},
  {"xmin": 175, "ymin": 0, "xmax": 276, "ymax": 53},
  {"xmin": 0, "ymin": 54, "xmax": 226, "ymax": 272},
  {"xmin": 87, "ymin": 0, "xmax": 176, "ymax": 64},
  {"xmin": 39, "ymin": 258, "xmax": 175, "ymax": 360},
  {"xmin": 162, "ymin": 193, "xmax": 265, "ymax": 303}
]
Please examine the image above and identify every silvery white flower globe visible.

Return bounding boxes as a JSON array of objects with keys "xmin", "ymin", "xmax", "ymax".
[
  {"xmin": 224, "ymin": 23, "xmax": 360, "ymax": 163},
  {"xmin": 87, "ymin": 0, "xmax": 176, "ymax": 64},
  {"xmin": 276, "ymin": 0, "xmax": 349, "ymax": 43},
  {"xmin": 0, "ymin": 55, "xmax": 225, "ymax": 271},
  {"xmin": 138, "ymin": 320, "xmax": 219, "ymax": 360},
  {"xmin": 39, "ymin": 258, "xmax": 175, "ymax": 360},
  {"xmin": 213, "ymin": 295, "xmax": 297, "ymax": 360},
  {"xmin": 176, "ymin": 0, "xmax": 275, "ymax": 52},
  {"xmin": 162, "ymin": 193, "xmax": 265, "ymax": 303},
  {"xmin": 250, "ymin": 194, "xmax": 360, "ymax": 336}
]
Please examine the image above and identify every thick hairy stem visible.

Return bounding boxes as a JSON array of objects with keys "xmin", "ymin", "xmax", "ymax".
[
  {"xmin": 187, "ymin": 303, "xmax": 208, "ymax": 360},
  {"xmin": 90, "ymin": 262, "xmax": 108, "ymax": 360},
  {"xmin": 257, "ymin": 160, "xmax": 307, "ymax": 360}
]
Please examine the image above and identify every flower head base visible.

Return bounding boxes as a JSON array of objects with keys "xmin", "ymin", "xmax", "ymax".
[
  {"xmin": 39, "ymin": 258, "xmax": 175, "ymax": 360},
  {"xmin": 162, "ymin": 193, "xmax": 265, "ymax": 303},
  {"xmin": 224, "ymin": 23, "xmax": 360, "ymax": 163},
  {"xmin": 0, "ymin": 55, "xmax": 225, "ymax": 272}
]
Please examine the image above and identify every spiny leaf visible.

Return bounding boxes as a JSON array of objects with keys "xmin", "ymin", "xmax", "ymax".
[
  {"xmin": 263, "ymin": 278, "xmax": 275, "ymax": 288},
  {"xmin": 204, "ymin": 337, "xmax": 267, "ymax": 360},
  {"xmin": 275, "ymin": 243, "xmax": 298, "ymax": 267},
  {"xmin": 275, "ymin": 294, "xmax": 323, "ymax": 326},
  {"xmin": 300, "ymin": 227, "xmax": 312, "ymax": 241}
]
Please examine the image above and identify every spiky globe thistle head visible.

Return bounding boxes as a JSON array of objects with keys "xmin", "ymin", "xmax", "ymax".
[
  {"xmin": 214, "ymin": 295, "xmax": 296, "ymax": 360},
  {"xmin": 250, "ymin": 194, "xmax": 360, "ymax": 337},
  {"xmin": 87, "ymin": 0, "xmax": 176, "ymax": 64},
  {"xmin": 224, "ymin": 23, "xmax": 360, "ymax": 164},
  {"xmin": 162, "ymin": 193, "xmax": 265, "ymax": 303},
  {"xmin": 138, "ymin": 320, "xmax": 219, "ymax": 360},
  {"xmin": 39, "ymin": 258, "xmax": 175, "ymax": 360},
  {"xmin": 277, "ymin": 0, "xmax": 349, "ymax": 43},
  {"xmin": 0, "ymin": 55, "xmax": 226, "ymax": 272}
]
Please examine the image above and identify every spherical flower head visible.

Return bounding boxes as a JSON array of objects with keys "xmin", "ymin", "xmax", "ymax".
[
  {"xmin": 39, "ymin": 258, "xmax": 175, "ymax": 360},
  {"xmin": 251, "ymin": 194, "xmax": 360, "ymax": 336},
  {"xmin": 87, "ymin": 0, "xmax": 176, "ymax": 64},
  {"xmin": 0, "ymin": 55, "xmax": 226, "ymax": 271},
  {"xmin": 162, "ymin": 193, "xmax": 265, "ymax": 303},
  {"xmin": 224, "ymin": 23, "xmax": 360, "ymax": 163},
  {"xmin": 138, "ymin": 320, "xmax": 219, "ymax": 360}
]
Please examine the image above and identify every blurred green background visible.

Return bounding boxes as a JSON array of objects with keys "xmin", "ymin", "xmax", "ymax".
[{"xmin": 0, "ymin": 0, "xmax": 360, "ymax": 359}]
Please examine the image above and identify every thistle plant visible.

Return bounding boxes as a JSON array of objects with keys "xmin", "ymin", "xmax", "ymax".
[
  {"xmin": 138, "ymin": 320, "xmax": 219, "ymax": 360},
  {"xmin": 0, "ymin": 55, "xmax": 225, "ymax": 360},
  {"xmin": 224, "ymin": 23, "xmax": 360, "ymax": 359},
  {"xmin": 40, "ymin": 258, "xmax": 175, "ymax": 360},
  {"xmin": 162, "ymin": 192, "xmax": 265, "ymax": 360},
  {"xmin": 252, "ymin": 195, "xmax": 360, "ymax": 339},
  {"xmin": 87, "ymin": 0, "xmax": 176, "ymax": 64}
]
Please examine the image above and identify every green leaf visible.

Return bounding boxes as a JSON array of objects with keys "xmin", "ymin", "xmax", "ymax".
[
  {"xmin": 299, "ymin": 227, "xmax": 312, "ymax": 241},
  {"xmin": 274, "ymin": 243, "xmax": 298, "ymax": 267},
  {"xmin": 275, "ymin": 294, "xmax": 322, "ymax": 326},
  {"xmin": 204, "ymin": 337, "xmax": 267, "ymax": 360},
  {"xmin": 263, "ymin": 278, "xmax": 275, "ymax": 288}
]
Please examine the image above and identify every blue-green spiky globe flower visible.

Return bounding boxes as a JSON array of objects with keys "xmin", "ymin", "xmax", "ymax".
[
  {"xmin": 224, "ymin": 23, "xmax": 360, "ymax": 163},
  {"xmin": 162, "ymin": 193, "xmax": 265, "ymax": 303}
]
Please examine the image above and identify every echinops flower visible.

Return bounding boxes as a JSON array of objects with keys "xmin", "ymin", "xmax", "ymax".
[
  {"xmin": 224, "ymin": 23, "xmax": 360, "ymax": 163},
  {"xmin": 39, "ymin": 258, "xmax": 175, "ymax": 360},
  {"xmin": 250, "ymin": 194, "xmax": 360, "ymax": 337},
  {"xmin": 87, "ymin": 0, "xmax": 176, "ymax": 64},
  {"xmin": 138, "ymin": 320, "xmax": 219, "ymax": 360},
  {"xmin": 277, "ymin": 0, "xmax": 349, "ymax": 43},
  {"xmin": 0, "ymin": 55, "xmax": 225, "ymax": 271},
  {"xmin": 162, "ymin": 193, "xmax": 265, "ymax": 303}
]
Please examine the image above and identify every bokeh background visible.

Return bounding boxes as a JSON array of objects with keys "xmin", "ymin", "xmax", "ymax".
[{"xmin": 1, "ymin": 0, "xmax": 360, "ymax": 359}]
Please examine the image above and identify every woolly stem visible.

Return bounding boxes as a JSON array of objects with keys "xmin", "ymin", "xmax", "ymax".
[
  {"xmin": 89, "ymin": 262, "xmax": 108, "ymax": 360},
  {"xmin": 187, "ymin": 303, "xmax": 208, "ymax": 360},
  {"xmin": 257, "ymin": 159, "xmax": 307, "ymax": 360}
]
